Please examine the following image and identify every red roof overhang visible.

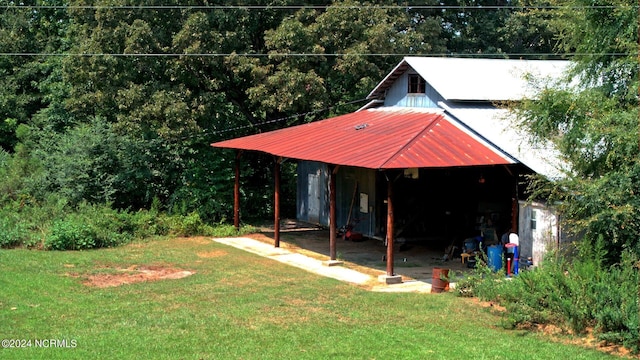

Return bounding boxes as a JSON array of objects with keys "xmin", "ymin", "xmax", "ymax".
[{"xmin": 211, "ymin": 108, "xmax": 513, "ymax": 169}]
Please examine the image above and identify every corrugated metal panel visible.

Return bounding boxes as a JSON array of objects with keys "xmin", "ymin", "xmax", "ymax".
[
  {"xmin": 335, "ymin": 167, "xmax": 376, "ymax": 237},
  {"xmin": 368, "ymin": 57, "xmax": 570, "ymax": 101},
  {"xmin": 211, "ymin": 108, "xmax": 513, "ymax": 169},
  {"xmin": 298, "ymin": 162, "xmax": 330, "ymax": 226}
]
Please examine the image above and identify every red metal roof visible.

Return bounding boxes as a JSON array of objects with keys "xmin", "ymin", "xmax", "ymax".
[{"xmin": 211, "ymin": 108, "xmax": 513, "ymax": 169}]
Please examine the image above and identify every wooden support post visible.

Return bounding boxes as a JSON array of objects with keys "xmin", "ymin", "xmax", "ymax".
[
  {"xmin": 511, "ymin": 197, "xmax": 518, "ymax": 233},
  {"xmin": 329, "ymin": 165, "xmax": 338, "ymax": 261},
  {"xmin": 274, "ymin": 157, "xmax": 281, "ymax": 248},
  {"xmin": 234, "ymin": 151, "xmax": 242, "ymax": 231},
  {"xmin": 386, "ymin": 174, "xmax": 395, "ymax": 276},
  {"xmin": 504, "ymin": 165, "xmax": 519, "ymax": 234}
]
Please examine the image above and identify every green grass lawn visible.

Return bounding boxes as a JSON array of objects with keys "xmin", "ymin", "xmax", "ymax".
[{"xmin": 0, "ymin": 236, "xmax": 623, "ymax": 360}]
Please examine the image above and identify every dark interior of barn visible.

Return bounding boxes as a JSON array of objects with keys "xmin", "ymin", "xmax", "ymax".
[{"xmin": 373, "ymin": 165, "xmax": 530, "ymax": 251}]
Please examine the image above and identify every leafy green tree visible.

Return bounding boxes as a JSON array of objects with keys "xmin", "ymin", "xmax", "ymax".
[
  {"xmin": 30, "ymin": 118, "xmax": 130, "ymax": 207},
  {"xmin": 55, "ymin": 0, "xmax": 450, "ymax": 218},
  {"xmin": 0, "ymin": 1, "xmax": 70, "ymax": 151},
  {"xmin": 55, "ymin": 1, "xmax": 321, "ymax": 217},
  {"xmin": 249, "ymin": 0, "xmax": 445, "ymax": 125},
  {"xmin": 497, "ymin": 0, "xmax": 563, "ymax": 57},
  {"xmin": 515, "ymin": 0, "xmax": 639, "ymax": 261},
  {"xmin": 437, "ymin": 0, "xmax": 560, "ymax": 57}
]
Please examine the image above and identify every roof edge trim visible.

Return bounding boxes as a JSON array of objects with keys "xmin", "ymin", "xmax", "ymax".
[{"xmin": 366, "ymin": 58, "xmax": 409, "ymax": 99}]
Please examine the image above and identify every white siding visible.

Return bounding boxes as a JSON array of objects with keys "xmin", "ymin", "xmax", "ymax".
[{"xmin": 384, "ymin": 72, "xmax": 442, "ymax": 108}]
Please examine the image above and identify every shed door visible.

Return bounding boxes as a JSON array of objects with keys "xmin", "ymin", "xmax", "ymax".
[
  {"xmin": 518, "ymin": 201, "xmax": 558, "ymax": 266},
  {"xmin": 308, "ymin": 174, "xmax": 320, "ymax": 223}
]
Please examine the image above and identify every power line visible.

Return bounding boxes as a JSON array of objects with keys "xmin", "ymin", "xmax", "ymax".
[
  {"xmin": 1, "ymin": 4, "xmax": 637, "ymax": 10},
  {"xmin": 0, "ymin": 52, "xmax": 634, "ymax": 58},
  {"xmin": 209, "ymin": 98, "xmax": 369, "ymax": 136}
]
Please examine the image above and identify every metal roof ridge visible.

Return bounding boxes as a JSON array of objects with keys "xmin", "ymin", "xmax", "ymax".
[
  {"xmin": 377, "ymin": 112, "xmax": 444, "ymax": 169},
  {"xmin": 367, "ymin": 106, "xmax": 445, "ymax": 114}
]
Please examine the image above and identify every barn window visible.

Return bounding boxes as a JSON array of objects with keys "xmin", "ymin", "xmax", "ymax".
[
  {"xmin": 408, "ymin": 74, "xmax": 426, "ymax": 94},
  {"xmin": 531, "ymin": 209, "xmax": 537, "ymax": 230}
]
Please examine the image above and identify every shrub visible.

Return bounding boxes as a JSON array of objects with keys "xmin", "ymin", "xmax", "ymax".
[
  {"xmin": 0, "ymin": 194, "xmax": 71, "ymax": 248},
  {"xmin": 45, "ymin": 217, "xmax": 97, "ymax": 250},
  {"xmin": 0, "ymin": 202, "xmax": 46, "ymax": 248},
  {"xmin": 127, "ymin": 209, "xmax": 170, "ymax": 239},
  {"xmin": 210, "ymin": 224, "xmax": 258, "ymax": 238},
  {"xmin": 0, "ymin": 215, "xmax": 28, "ymax": 248},
  {"xmin": 167, "ymin": 211, "xmax": 258, "ymax": 237},
  {"xmin": 592, "ymin": 251, "xmax": 639, "ymax": 351},
  {"xmin": 3, "ymin": 197, "xmax": 258, "ymax": 250},
  {"xmin": 455, "ymin": 250, "xmax": 513, "ymax": 300},
  {"xmin": 44, "ymin": 203, "xmax": 137, "ymax": 250},
  {"xmin": 74, "ymin": 203, "xmax": 132, "ymax": 248},
  {"xmin": 169, "ymin": 212, "xmax": 213, "ymax": 237},
  {"xmin": 458, "ymin": 243, "xmax": 639, "ymax": 353}
]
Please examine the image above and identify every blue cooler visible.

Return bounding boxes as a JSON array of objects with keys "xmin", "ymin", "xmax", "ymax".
[{"xmin": 464, "ymin": 238, "xmax": 477, "ymax": 252}]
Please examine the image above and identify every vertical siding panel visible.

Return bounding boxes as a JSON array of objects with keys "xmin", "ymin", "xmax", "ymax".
[{"xmin": 384, "ymin": 72, "xmax": 443, "ymax": 108}]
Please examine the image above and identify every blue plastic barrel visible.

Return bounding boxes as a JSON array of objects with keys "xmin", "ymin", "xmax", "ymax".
[{"xmin": 487, "ymin": 245, "xmax": 503, "ymax": 272}]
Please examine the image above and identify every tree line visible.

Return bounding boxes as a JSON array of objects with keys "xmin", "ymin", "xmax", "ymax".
[
  {"xmin": 0, "ymin": 0, "xmax": 562, "ymax": 219},
  {"xmin": 0, "ymin": 0, "xmax": 638, "ymax": 257}
]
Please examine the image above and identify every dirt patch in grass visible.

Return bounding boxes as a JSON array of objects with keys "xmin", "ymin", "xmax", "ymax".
[
  {"xmin": 82, "ymin": 265, "xmax": 195, "ymax": 288},
  {"xmin": 534, "ymin": 325, "xmax": 638, "ymax": 359},
  {"xmin": 172, "ymin": 236, "xmax": 213, "ymax": 246},
  {"xmin": 468, "ymin": 297, "xmax": 507, "ymax": 313},
  {"xmin": 197, "ymin": 250, "xmax": 228, "ymax": 258}
]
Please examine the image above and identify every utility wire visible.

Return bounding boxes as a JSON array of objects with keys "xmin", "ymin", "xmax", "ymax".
[
  {"xmin": 0, "ymin": 52, "xmax": 634, "ymax": 57},
  {"xmin": 1, "ymin": 5, "xmax": 636, "ymax": 9},
  {"xmin": 208, "ymin": 98, "xmax": 369, "ymax": 136}
]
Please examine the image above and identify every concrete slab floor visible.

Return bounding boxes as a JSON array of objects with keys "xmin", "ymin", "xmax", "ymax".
[
  {"xmin": 214, "ymin": 237, "xmax": 372, "ymax": 286},
  {"xmin": 249, "ymin": 222, "xmax": 472, "ymax": 281},
  {"xmin": 215, "ymin": 225, "xmax": 469, "ymax": 293}
]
